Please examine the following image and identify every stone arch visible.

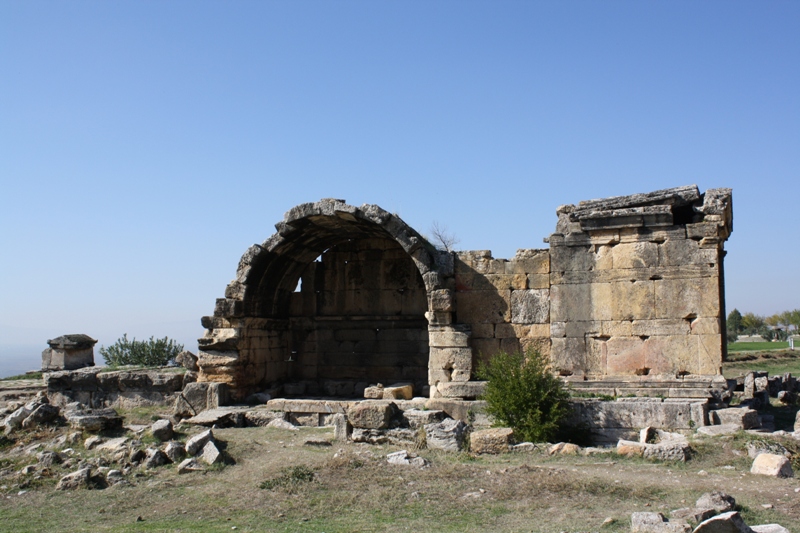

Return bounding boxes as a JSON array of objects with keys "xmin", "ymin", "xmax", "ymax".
[{"xmin": 198, "ymin": 198, "xmax": 464, "ymax": 399}]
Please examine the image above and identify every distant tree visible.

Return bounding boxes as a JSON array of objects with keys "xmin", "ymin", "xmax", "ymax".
[
  {"xmin": 740, "ymin": 313, "xmax": 765, "ymax": 335},
  {"xmin": 429, "ymin": 221, "xmax": 460, "ymax": 252},
  {"xmin": 726, "ymin": 309, "xmax": 743, "ymax": 335}
]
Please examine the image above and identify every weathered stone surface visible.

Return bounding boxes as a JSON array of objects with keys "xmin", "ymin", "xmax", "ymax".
[
  {"xmin": 267, "ymin": 418, "xmax": 299, "ymax": 431},
  {"xmin": 185, "ymin": 407, "xmax": 247, "ymax": 428},
  {"xmin": 436, "ymin": 381, "xmax": 486, "ymax": 399},
  {"xmin": 331, "ymin": 413, "xmax": 351, "ymax": 441},
  {"xmin": 21, "ymin": 403, "xmax": 60, "ymax": 428},
  {"xmin": 386, "ymin": 449, "xmax": 428, "ymax": 467},
  {"xmin": 163, "ymin": 441, "xmax": 186, "ymax": 463},
  {"xmin": 693, "ymin": 512, "xmax": 753, "ymax": 533},
  {"xmin": 66, "ymin": 408, "xmax": 123, "ymax": 432},
  {"xmin": 382, "ymin": 383, "xmax": 413, "ymax": 400},
  {"xmin": 185, "ymin": 429, "xmax": 214, "ymax": 456},
  {"xmin": 750, "ymin": 525, "xmax": 790, "ymax": 533},
  {"xmin": 244, "ymin": 409, "xmax": 284, "ymax": 427},
  {"xmin": 746, "ymin": 441, "xmax": 788, "ymax": 460},
  {"xmin": 347, "ymin": 402, "xmax": 395, "ymax": 429},
  {"xmin": 548, "ymin": 442, "xmax": 580, "ymax": 455},
  {"xmin": 696, "ymin": 424, "xmax": 740, "ymax": 437},
  {"xmin": 711, "ymin": 408, "xmax": 760, "ymax": 429},
  {"xmin": 425, "ymin": 418, "xmax": 467, "ymax": 452},
  {"xmin": 696, "ymin": 491, "xmax": 736, "ymax": 514},
  {"xmin": 750, "ymin": 453, "xmax": 793, "ymax": 478},
  {"xmin": 151, "ymin": 419, "xmax": 173, "ymax": 441},
  {"xmin": 510, "ymin": 289, "xmax": 549, "ymax": 324},
  {"xmin": 470, "ymin": 428, "xmax": 514, "ymax": 454},
  {"xmin": 175, "ymin": 350, "xmax": 199, "ymax": 371},
  {"xmin": 143, "ymin": 448, "xmax": 169, "ymax": 469},
  {"xmin": 42, "ymin": 334, "xmax": 96, "ymax": 371},
  {"xmin": 37, "ymin": 451, "xmax": 62, "ymax": 467},
  {"xmin": 56, "ymin": 468, "xmax": 91, "ymax": 490},
  {"xmin": 643, "ymin": 440, "xmax": 691, "ymax": 462},
  {"xmin": 96, "ymin": 437, "xmax": 129, "ymax": 453},
  {"xmin": 84, "ymin": 436, "xmax": 103, "ymax": 450},
  {"xmin": 403, "ymin": 409, "xmax": 445, "ymax": 429},
  {"xmin": 200, "ymin": 440, "xmax": 223, "ymax": 465},
  {"xmin": 670, "ymin": 507, "xmax": 715, "ymax": 524},
  {"xmin": 105, "ymin": 469, "xmax": 125, "ymax": 485},
  {"xmin": 177, "ymin": 458, "xmax": 204, "ymax": 474},
  {"xmin": 617, "ymin": 440, "xmax": 646, "ymax": 457},
  {"xmin": 630, "ymin": 511, "xmax": 692, "ymax": 533}
]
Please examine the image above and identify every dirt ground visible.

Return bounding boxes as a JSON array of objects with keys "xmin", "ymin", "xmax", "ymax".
[{"xmin": 2, "ymin": 417, "xmax": 800, "ymax": 533}]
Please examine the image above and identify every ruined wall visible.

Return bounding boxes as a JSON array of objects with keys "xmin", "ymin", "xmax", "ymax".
[{"xmin": 200, "ymin": 186, "xmax": 732, "ymax": 400}]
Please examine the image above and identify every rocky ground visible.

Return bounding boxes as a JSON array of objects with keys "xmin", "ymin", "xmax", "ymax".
[{"xmin": 1, "ymin": 391, "xmax": 799, "ymax": 533}]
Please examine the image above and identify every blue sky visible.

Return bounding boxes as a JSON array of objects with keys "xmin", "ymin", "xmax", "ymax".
[{"xmin": 1, "ymin": 2, "xmax": 798, "ymax": 376}]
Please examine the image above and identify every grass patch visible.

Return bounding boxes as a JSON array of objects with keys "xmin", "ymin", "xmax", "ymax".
[
  {"xmin": 722, "ymin": 349, "xmax": 800, "ymax": 377},
  {"xmin": 0, "ymin": 372, "xmax": 43, "ymax": 381},
  {"xmin": 259, "ymin": 464, "xmax": 315, "ymax": 491},
  {"xmin": 728, "ymin": 342, "xmax": 790, "ymax": 352}
]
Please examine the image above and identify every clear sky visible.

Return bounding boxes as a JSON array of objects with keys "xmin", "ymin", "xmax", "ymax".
[{"xmin": 1, "ymin": 2, "xmax": 798, "ymax": 376}]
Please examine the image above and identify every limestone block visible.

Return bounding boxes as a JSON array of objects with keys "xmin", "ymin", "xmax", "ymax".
[
  {"xmin": 690, "ymin": 317, "xmax": 720, "ymax": 335},
  {"xmin": 617, "ymin": 440, "xmax": 646, "ymax": 457},
  {"xmin": 403, "ymin": 409, "xmax": 445, "ymax": 429},
  {"xmin": 425, "ymin": 418, "xmax": 467, "ymax": 451},
  {"xmin": 750, "ymin": 525, "xmax": 790, "ymax": 533},
  {"xmin": 200, "ymin": 441, "xmax": 223, "ymax": 465},
  {"xmin": 454, "ymin": 290, "xmax": 510, "ymax": 324},
  {"xmin": 585, "ymin": 337, "xmax": 608, "ymax": 376},
  {"xmin": 697, "ymin": 335, "xmax": 723, "ymax": 374},
  {"xmin": 436, "ymin": 381, "xmax": 486, "ymax": 399},
  {"xmin": 163, "ymin": 441, "xmax": 186, "ymax": 463},
  {"xmin": 550, "ymin": 337, "xmax": 587, "ymax": 376},
  {"xmin": 151, "ymin": 419, "xmax": 173, "ymax": 442},
  {"xmin": 630, "ymin": 512, "xmax": 692, "ymax": 533},
  {"xmin": 655, "ymin": 277, "xmax": 720, "ymax": 319},
  {"xmin": 611, "ymin": 242, "xmax": 658, "ymax": 269},
  {"xmin": 429, "ymin": 328, "xmax": 470, "ymax": 348},
  {"xmin": 606, "ymin": 337, "xmax": 646, "ymax": 375},
  {"xmin": 709, "ymin": 407, "xmax": 761, "ymax": 429},
  {"xmin": 551, "ymin": 283, "xmax": 612, "ymax": 322},
  {"xmin": 470, "ymin": 428, "xmax": 514, "ymax": 454},
  {"xmin": 642, "ymin": 336, "xmax": 699, "ymax": 375},
  {"xmin": 471, "ymin": 338, "xmax": 501, "ymax": 360},
  {"xmin": 429, "ymin": 347, "xmax": 472, "ymax": 373},
  {"xmin": 696, "ymin": 491, "xmax": 736, "ymax": 513},
  {"xmin": 382, "ymin": 383, "xmax": 413, "ymax": 400},
  {"xmin": 185, "ymin": 429, "xmax": 214, "ymax": 456},
  {"xmin": 594, "ymin": 244, "xmax": 614, "ymax": 270},
  {"xmin": 693, "ymin": 512, "xmax": 755, "ymax": 533},
  {"xmin": 751, "ymin": 453, "xmax": 793, "ymax": 478},
  {"xmin": 429, "ymin": 289, "xmax": 453, "ymax": 312},
  {"xmin": 612, "ymin": 280, "xmax": 655, "ymax": 321},
  {"xmin": 363, "ymin": 386, "xmax": 384, "ymax": 399},
  {"xmin": 508, "ymin": 249, "xmax": 550, "ymax": 274},
  {"xmin": 519, "ymin": 336, "xmax": 551, "ymax": 358},
  {"xmin": 632, "ymin": 319, "xmax": 690, "ymax": 337},
  {"xmin": 659, "ymin": 239, "xmax": 719, "ymax": 267},
  {"xmin": 550, "ymin": 245, "xmax": 594, "ymax": 272},
  {"xmin": 601, "ymin": 320, "xmax": 633, "ymax": 337},
  {"xmin": 56, "ymin": 468, "xmax": 91, "ymax": 490},
  {"xmin": 551, "ymin": 322, "xmax": 566, "ymax": 338},
  {"xmin": 347, "ymin": 402, "xmax": 395, "ymax": 429},
  {"xmin": 526, "ymin": 273, "xmax": 550, "ymax": 289},
  {"xmin": 643, "ymin": 440, "xmax": 691, "ymax": 461},
  {"xmin": 470, "ymin": 323, "xmax": 494, "ymax": 339},
  {"xmin": 565, "ymin": 321, "xmax": 601, "ymax": 338}
]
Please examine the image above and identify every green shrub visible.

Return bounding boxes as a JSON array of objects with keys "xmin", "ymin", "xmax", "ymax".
[
  {"xmin": 476, "ymin": 349, "xmax": 570, "ymax": 443},
  {"xmin": 99, "ymin": 334, "xmax": 183, "ymax": 367},
  {"xmin": 259, "ymin": 465, "xmax": 315, "ymax": 490}
]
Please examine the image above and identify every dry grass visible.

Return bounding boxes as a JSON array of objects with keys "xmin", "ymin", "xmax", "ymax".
[{"xmin": 1, "ymin": 423, "xmax": 800, "ymax": 532}]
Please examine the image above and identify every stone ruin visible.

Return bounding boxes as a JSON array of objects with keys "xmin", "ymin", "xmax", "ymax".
[
  {"xmin": 197, "ymin": 184, "xmax": 733, "ymax": 402},
  {"xmin": 41, "ymin": 334, "xmax": 97, "ymax": 371}
]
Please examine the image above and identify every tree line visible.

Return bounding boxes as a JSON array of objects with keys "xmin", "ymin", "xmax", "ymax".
[{"xmin": 726, "ymin": 308, "xmax": 800, "ymax": 343}]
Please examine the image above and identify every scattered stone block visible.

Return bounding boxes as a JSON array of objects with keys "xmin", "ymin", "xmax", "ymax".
[
  {"xmin": 21, "ymin": 404, "xmax": 60, "ymax": 428},
  {"xmin": 177, "ymin": 458, "xmax": 204, "ymax": 474},
  {"xmin": 84, "ymin": 436, "xmax": 104, "ymax": 450},
  {"xmin": 696, "ymin": 491, "xmax": 736, "ymax": 513},
  {"xmin": 403, "ymin": 409, "xmax": 445, "ymax": 429},
  {"xmin": 425, "ymin": 418, "xmax": 466, "ymax": 452},
  {"xmin": 643, "ymin": 440, "xmax": 691, "ymax": 462},
  {"xmin": 185, "ymin": 429, "xmax": 214, "ymax": 456},
  {"xmin": 143, "ymin": 448, "xmax": 169, "ymax": 469},
  {"xmin": 630, "ymin": 512, "xmax": 691, "ymax": 532},
  {"xmin": 42, "ymin": 334, "xmax": 96, "ymax": 371},
  {"xmin": 105, "ymin": 469, "xmax": 125, "ymax": 485},
  {"xmin": 36, "ymin": 451, "xmax": 62, "ymax": 467},
  {"xmin": 56, "ymin": 468, "xmax": 91, "ymax": 490},
  {"xmin": 331, "ymin": 413, "xmax": 351, "ymax": 441},
  {"xmin": 200, "ymin": 440, "xmax": 223, "ymax": 465},
  {"xmin": 750, "ymin": 525, "xmax": 790, "ymax": 533},
  {"xmin": 549, "ymin": 442, "xmax": 580, "ymax": 455},
  {"xmin": 347, "ymin": 402, "xmax": 395, "ymax": 430},
  {"xmin": 617, "ymin": 439, "xmax": 646, "ymax": 457},
  {"xmin": 693, "ymin": 511, "xmax": 752, "ymax": 533},
  {"xmin": 185, "ymin": 407, "xmax": 247, "ymax": 428},
  {"xmin": 20, "ymin": 465, "xmax": 37, "ymax": 475},
  {"xmin": 382, "ymin": 383, "xmax": 413, "ymax": 400},
  {"xmin": 96, "ymin": 437, "xmax": 129, "ymax": 453},
  {"xmin": 363, "ymin": 385, "xmax": 384, "ymax": 399},
  {"xmin": 710, "ymin": 408, "xmax": 761, "ymax": 429},
  {"xmin": 244, "ymin": 409, "xmax": 284, "ymax": 427},
  {"xmin": 266, "ymin": 418, "xmax": 299, "ymax": 431},
  {"xmin": 151, "ymin": 419, "xmax": 173, "ymax": 441},
  {"xmin": 386, "ymin": 449, "xmax": 429, "ymax": 467},
  {"xmin": 751, "ymin": 453, "xmax": 793, "ymax": 478},
  {"xmin": 163, "ymin": 441, "xmax": 186, "ymax": 463},
  {"xmin": 670, "ymin": 507, "xmax": 715, "ymax": 524},
  {"xmin": 746, "ymin": 441, "xmax": 788, "ymax": 460},
  {"xmin": 175, "ymin": 350, "xmax": 198, "ymax": 371},
  {"xmin": 470, "ymin": 428, "xmax": 514, "ymax": 454},
  {"xmin": 697, "ymin": 424, "xmax": 740, "ymax": 437},
  {"xmin": 66, "ymin": 408, "xmax": 123, "ymax": 432}
]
